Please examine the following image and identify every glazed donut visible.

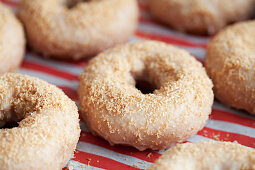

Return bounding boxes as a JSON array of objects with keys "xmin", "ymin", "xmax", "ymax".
[
  {"xmin": 0, "ymin": 73, "xmax": 80, "ymax": 169},
  {"xmin": 149, "ymin": 142, "xmax": 255, "ymax": 170},
  {"xmin": 0, "ymin": 3, "xmax": 25, "ymax": 74},
  {"xmin": 206, "ymin": 21, "xmax": 255, "ymax": 114},
  {"xmin": 148, "ymin": 0, "xmax": 255, "ymax": 35},
  {"xmin": 18, "ymin": 0, "xmax": 138, "ymax": 60},
  {"xmin": 78, "ymin": 41, "xmax": 213, "ymax": 151}
]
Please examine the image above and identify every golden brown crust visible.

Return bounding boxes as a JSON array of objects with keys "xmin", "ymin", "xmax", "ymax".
[
  {"xmin": 148, "ymin": 0, "xmax": 255, "ymax": 35},
  {"xmin": 206, "ymin": 21, "xmax": 255, "ymax": 114},
  {"xmin": 18, "ymin": 0, "xmax": 138, "ymax": 60},
  {"xmin": 0, "ymin": 73, "xmax": 80, "ymax": 169},
  {"xmin": 0, "ymin": 3, "xmax": 25, "ymax": 74},
  {"xmin": 149, "ymin": 142, "xmax": 255, "ymax": 170},
  {"xmin": 78, "ymin": 41, "xmax": 213, "ymax": 151}
]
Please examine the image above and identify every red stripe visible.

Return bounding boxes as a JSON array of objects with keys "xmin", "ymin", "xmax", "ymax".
[
  {"xmin": 1, "ymin": 0, "xmax": 19, "ymax": 6},
  {"xmin": 73, "ymin": 150, "xmax": 140, "ymax": 170},
  {"xmin": 58, "ymin": 86, "xmax": 78, "ymax": 101},
  {"xmin": 79, "ymin": 131, "xmax": 161, "ymax": 163},
  {"xmin": 198, "ymin": 127, "xmax": 255, "ymax": 148},
  {"xmin": 135, "ymin": 31, "xmax": 207, "ymax": 48},
  {"xmin": 210, "ymin": 109, "xmax": 255, "ymax": 129},
  {"xmin": 62, "ymin": 60, "xmax": 88, "ymax": 68},
  {"xmin": 22, "ymin": 60, "xmax": 78, "ymax": 81}
]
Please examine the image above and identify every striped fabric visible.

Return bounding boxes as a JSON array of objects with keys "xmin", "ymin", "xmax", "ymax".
[{"xmin": 2, "ymin": 0, "xmax": 255, "ymax": 169}]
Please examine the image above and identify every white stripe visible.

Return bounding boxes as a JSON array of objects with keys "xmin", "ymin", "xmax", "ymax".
[
  {"xmin": 129, "ymin": 36, "xmax": 145, "ymax": 43},
  {"xmin": 77, "ymin": 142, "xmax": 152, "ymax": 169},
  {"xmin": 187, "ymin": 134, "xmax": 215, "ymax": 143},
  {"xmin": 66, "ymin": 160, "xmax": 104, "ymax": 170},
  {"xmin": 19, "ymin": 69, "xmax": 79, "ymax": 90},
  {"xmin": 25, "ymin": 54, "xmax": 84, "ymax": 75},
  {"xmin": 206, "ymin": 120, "xmax": 255, "ymax": 138}
]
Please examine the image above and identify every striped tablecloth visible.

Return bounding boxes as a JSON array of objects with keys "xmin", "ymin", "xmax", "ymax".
[{"xmin": 2, "ymin": 0, "xmax": 255, "ymax": 169}]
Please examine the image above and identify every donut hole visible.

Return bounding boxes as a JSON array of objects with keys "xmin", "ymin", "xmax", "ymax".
[
  {"xmin": 65, "ymin": 0, "xmax": 91, "ymax": 9},
  {"xmin": 0, "ymin": 105, "xmax": 27, "ymax": 129},
  {"xmin": 0, "ymin": 121, "xmax": 19, "ymax": 129},
  {"xmin": 131, "ymin": 72, "xmax": 158, "ymax": 94},
  {"xmin": 135, "ymin": 78, "xmax": 157, "ymax": 94}
]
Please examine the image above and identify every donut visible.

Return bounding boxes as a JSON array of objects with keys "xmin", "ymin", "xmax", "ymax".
[
  {"xmin": 206, "ymin": 21, "xmax": 255, "ymax": 114},
  {"xmin": 149, "ymin": 142, "xmax": 255, "ymax": 170},
  {"xmin": 18, "ymin": 0, "xmax": 138, "ymax": 60},
  {"xmin": 0, "ymin": 3, "xmax": 25, "ymax": 74},
  {"xmin": 78, "ymin": 41, "xmax": 214, "ymax": 151},
  {"xmin": 0, "ymin": 73, "xmax": 80, "ymax": 169},
  {"xmin": 148, "ymin": 0, "xmax": 255, "ymax": 35}
]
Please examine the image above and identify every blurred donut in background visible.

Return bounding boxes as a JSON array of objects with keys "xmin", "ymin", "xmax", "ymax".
[
  {"xmin": 0, "ymin": 3, "xmax": 25, "ymax": 74},
  {"xmin": 148, "ymin": 0, "xmax": 255, "ymax": 35},
  {"xmin": 18, "ymin": 0, "xmax": 139, "ymax": 60},
  {"xmin": 206, "ymin": 21, "xmax": 255, "ymax": 114}
]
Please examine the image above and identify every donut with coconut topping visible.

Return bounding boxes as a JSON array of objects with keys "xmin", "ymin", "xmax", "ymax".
[
  {"xmin": 206, "ymin": 21, "xmax": 255, "ymax": 114},
  {"xmin": 78, "ymin": 41, "xmax": 214, "ymax": 151},
  {"xmin": 149, "ymin": 142, "xmax": 255, "ymax": 170},
  {"xmin": 0, "ymin": 73, "xmax": 80, "ymax": 169}
]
